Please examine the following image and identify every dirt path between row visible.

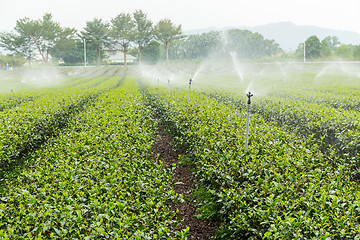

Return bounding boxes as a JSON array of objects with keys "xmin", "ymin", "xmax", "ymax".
[{"xmin": 151, "ymin": 117, "xmax": 218, "ymax": 239}]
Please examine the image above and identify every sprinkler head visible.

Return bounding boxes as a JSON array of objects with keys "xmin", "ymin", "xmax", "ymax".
[
  {"xmin": 189, "ymin": 78, "xmax": 192, "ymax": 85},
  {"xmin": 247, "ymin": 91, "xmax": 253, "ymax": 104}
]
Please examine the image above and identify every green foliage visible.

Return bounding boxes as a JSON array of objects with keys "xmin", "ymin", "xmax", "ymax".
[
  {"xmin": 0, "ymin": 54, "xmax": 26, "ymax": 67},
  {"xmin": 154, "ymin": 19, "xmax": 183, "ymax": 45},
  {"xmin": 353, "ymin": 45, "xmax": 360, "ymax": 60},
  {"xmin": 0, "ymin": 24, "xmax": 36, "ymax": 63},
  {"xmin": 226, "ymin": 29, "xmax": 282, "ymax": 59},
  {"xmin": 169, "ymin": 29, "xmax": 282, "ymax": 61},
  {"xmin": 50, "ymin": 39, "xmax": 83, "ymax": 64},
  {"xmin": 0, "ymin": 75, "xmax": 181, "ymax": 238},
  {"xmin": 110, "ymin": 13, "xmax": 135, "ymax": 66},
  {"xmin": 3, "ymin": 63, "xmax": 360, "ymax": 239},
  {"xmin": 154, "ymin": 19, "xmax": 183, "ymax": 62},
  {"xmin": 169, "ymin": 31, "xmax": 221, "ymax": 60},
  {"xmin": 80, "ymin": 18, "xmax": 110, "ymax": 65},
  {"xmin": 0, "ymin": 89, "xmax": 96, "ymax": 174},
  {"xmin": 2, "ymin": 11, "xmax": 285, "ymax": 64},
  {"xmin": 142, "ymin": 76, "xmax": 360, "ymax": 239},
  {"xmin": 142, "ymin": 40, "xmax": 161, "ymax": 64},
  {"xmin": 0, "ymin": 13, "xmax": 76, "ymax": 64},
  {"xmin": 133, "ymin": 10, "xmax": 153, "ymax": 63},
  {"xmin": 127, "ymin": 47, "xmax": 139, "ymax": 58},
  {"xmin": 37, "ymin": 13, "xmax": 77, "ymax": 62},
  {"xmin": 336, "ymin": 44, "xmax": 351, "ymax": 58},
  {"xmin": 323, "ymin": 36, "xmax": 340, "ymax": 51},
  {"xmin": 305, "ymin": 35, "xmax": 321, "ymax": 59},
  {"xmin": 320, "ymin": 39, "xmax": 334, "ymax": 59},
  {"xmin": 295, "ymin": 35, "xmax": 360, "ymax": 61}
]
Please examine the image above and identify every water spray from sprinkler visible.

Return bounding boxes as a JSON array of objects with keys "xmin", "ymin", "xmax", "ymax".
[
  {"xmin": 245, "ymin": 91, "xmax": 253, "ymax": 152},
  {"xmin": 188, "ymin": 78, "xmax": 192, "ymax": 102}
]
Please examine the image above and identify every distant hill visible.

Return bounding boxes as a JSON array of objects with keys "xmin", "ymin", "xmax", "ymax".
[{"xmin": 185, "ymin": 22, "xmax": 360, "ymax": 52}]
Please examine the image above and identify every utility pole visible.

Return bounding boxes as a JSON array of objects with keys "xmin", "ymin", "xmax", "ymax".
[
  {"xmin": 84, "ymin": 39, "xmax": 87, "ymax": 67},
  {"xmin": 304, "ymin": 41, "xmax": 306, "ymax": 63}
]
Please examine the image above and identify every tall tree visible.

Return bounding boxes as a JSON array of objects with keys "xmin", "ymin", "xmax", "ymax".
[
  {"xmin": 168, "ymin": 29, "xmax": 282, "ymax": 60},
  {"xmin": 110, "ymin": 13, "xmax": 135, "ymax": 66},
  {"xmin": 0, "ymin": 13, "xmax": 75, "ymax": 64},
  {"xmin": 320, "ymin": 39, "xmax": 333, "ymax": 58},
  {"xmin": 335, "ymin": 44, "xmax": 351, "ymax": 58},
  {"xmin": 11, "ymin": 16, "xmax": 41, "ymax": 63},
  {"xmin": 81, "ymin": 18, "xmax": 110, "ymax": 65},
  {"xmin": 323, "ymin": 36, "xmax": 340, "ymax": 51},
  {"xmin": 227, "ymin": 29, "xmax": 274, "ymax": 59},
  {"xmin": 142, "ymin": 40, "xmax": 161, "ymax": 64},
  {"xmin": 169, "ymin": 31, "xmax": 221, "ymax": 59},
  {"xmin": 154, "ymin": 19, "xmax": 183, "ymax": 63},
  {"xmin": 0, "ymin": 30, "xmax": 35, "ymax": 64},
  {"xmin": 353, "ymin": 45, "xmax": 360, "ymax": 60},
  {"xmin": 51, "ymin": 38, "xmax": 82, "ymax": 64},
  {"xmin": 305, "ymin": 35, "xmax": 321, "ymax": 59},
  {"xmin": 36, "ymin": 13, "xmax": 76, "ymax": 63},
  {"xmin": 133, "ymin": 10, "xmax": 153, "ymax": 63}
]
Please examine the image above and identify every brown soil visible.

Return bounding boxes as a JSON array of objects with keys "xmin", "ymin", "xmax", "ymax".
[{"xmin": 151, "ymin": 119, "xmax": 218, "ymax": 239}]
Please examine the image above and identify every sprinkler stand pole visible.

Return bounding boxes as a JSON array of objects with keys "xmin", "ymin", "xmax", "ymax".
[
  {"xmin": 245, "ymin": 91, "xmax": 253, "ymax": 152},
  {"xmin": 188, "ymin": 78, "xmax": 192, "ymax": 102}
]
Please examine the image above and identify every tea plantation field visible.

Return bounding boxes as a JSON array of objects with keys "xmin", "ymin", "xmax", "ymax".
[{"xmin": 1, "ymin": 63, "xmax": 360, "ymax": 239}]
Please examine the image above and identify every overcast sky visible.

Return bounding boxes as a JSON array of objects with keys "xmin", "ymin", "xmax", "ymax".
[{"xmin": 0, "ymin": 0, "xmax": 359, "ymax": 33}]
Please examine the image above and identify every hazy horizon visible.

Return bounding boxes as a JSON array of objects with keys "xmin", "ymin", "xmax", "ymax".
[{"xmin": 1, "ymin": 0, "xmax": 360, "ymax": 34}]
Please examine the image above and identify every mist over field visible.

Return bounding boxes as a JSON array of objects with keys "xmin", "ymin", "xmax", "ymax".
[
  {"xmin": 137, "ymin": 59, "xmax": 360, "ymax": 97},
  {"xmin": 2, "ymin": 58, "xmax": 360, "ymax": 96}
]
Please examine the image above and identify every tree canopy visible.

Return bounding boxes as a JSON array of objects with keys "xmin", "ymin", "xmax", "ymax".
[
  {"xmin": 133, "ymin": 10, "xmax": 153, "ymax": 63},
  {"xmin": 0, "ymin": 13, "xmax": 75, "ymax": 64},
  {"xmin": 110, "ymin": 13, "xmax": 135, "ymax": 66},
  {"xmin": 7, "ymin": 11, "xmax": 355, "ymax": 65},
  {"xmin": 154, "ymin": 19, "xmax": 183, "ymax": 63},
  {"xmin": 168, "ymin": 29, "xmax": 282, "ymax": 60},
  {"xmin": 293, "ymin": 35, "xmax": 360, "ymax": 61},
  {"xmin": 142, "ymin": 40, "xmax": 161, "ymax": 64},
  {"xmin": 80, "ymin": 18, "xmax": 110, "ymax": 65},
  {"xmin": 305, "ymin": 35, "xmax": 321, "ymax": 59}
]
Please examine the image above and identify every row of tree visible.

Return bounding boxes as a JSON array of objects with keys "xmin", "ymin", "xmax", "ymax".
[
  {"xmin": 296, "ymin": 35, "xmax": 360, "ymax": 60},
  {"xmin": 0, "ymin": 11, "xmax": 183, "ymax": 65},
  {"xmin": 4, "ymin": 11, "xmax": 360, "ymax": 65},
  {"xmin": 168, "ymin": 29, "xmax": 282, "ymax": 60}
]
